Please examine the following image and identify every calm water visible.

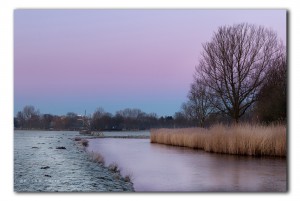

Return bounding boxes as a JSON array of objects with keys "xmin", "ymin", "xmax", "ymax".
[
  {"xmin": 87, "ymin": 137, "xmax": 287, "ymax": 192},
  {"xmin": 101, "ymin": 130, "xmax": 150, "ymax": 137}
]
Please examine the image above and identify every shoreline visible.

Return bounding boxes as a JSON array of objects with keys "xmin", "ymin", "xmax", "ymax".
[{"xmin": 74, "ymin": 136, "xmax": 135, "ymax": 189}]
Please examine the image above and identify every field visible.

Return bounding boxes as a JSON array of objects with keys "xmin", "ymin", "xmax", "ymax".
[{"xmin": 150, "ymin": 124, "xmax": 286, "ymax": 157}]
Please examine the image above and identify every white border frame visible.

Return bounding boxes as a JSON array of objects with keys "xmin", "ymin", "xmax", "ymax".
[{"xmin": 1, "ymin": 1, "xmax": 298, "ymax": 200}]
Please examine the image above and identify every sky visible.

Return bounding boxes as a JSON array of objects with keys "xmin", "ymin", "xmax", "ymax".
[{"xmin": 14, "ymin": 9, "xmax": 286, "ymax": 117}]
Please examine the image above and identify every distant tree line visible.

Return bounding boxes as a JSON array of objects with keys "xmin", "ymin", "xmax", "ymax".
[{"xmin": 14, "ymin": 106, "xmax": 195, "ymax": 131}]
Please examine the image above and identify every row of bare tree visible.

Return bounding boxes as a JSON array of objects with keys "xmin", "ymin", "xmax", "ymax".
[
  {"xmin": 181, "ymin": 23, "xmax": 286, "ymax": 126},
  {"xmin": 14, "ymin": 106, "xmax": 189, "ymax": 130}
]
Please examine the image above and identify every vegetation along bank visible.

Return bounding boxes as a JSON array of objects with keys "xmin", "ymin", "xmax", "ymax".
[{"xmin": 150, "ymin": 124, "xmax": 286, "ymax": 157}]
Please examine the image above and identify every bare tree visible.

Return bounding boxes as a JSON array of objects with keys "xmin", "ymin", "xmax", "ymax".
[
  {"xmin": 16, "ymin": 111, "xmax": 25, "ymax": 128},
  {"xmin": 91, "ymin": 107, "xmax": 110, "ymax": 130},
  {"xmin": 196, "ymin": 23, "xmax": 282, "ymax": 123},
  {"xmin": 22, "ymin": 105, "xmax": 40, "ymax": 129},
  {"xmin": 23, "ymin": 105, "xmax": 36, "ymax": 120},
  {"xmin": 182, "ymin": 79, "xmax": 214, "ymax": 127},
  {"xmin": 255, "ymin": 46, "xmax": 287, "ymax": 123}
]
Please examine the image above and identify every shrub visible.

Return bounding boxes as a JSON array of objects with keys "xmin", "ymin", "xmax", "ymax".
[
  {"xmin": 108, "ymin": 162, "xmax": 120, "ymax": 173},
  {"xmin": 89, "ymin": 152, "xmax": 105, "ymax": 165},
  {"xmin": 81, "ymin": 139, "xmax": 89, "ymax": 147},
  {"xmin": 124, "ymin": 174, "xmax": 132, "ymax": 183}
]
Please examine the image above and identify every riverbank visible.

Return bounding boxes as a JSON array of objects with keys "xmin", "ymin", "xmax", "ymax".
[
  {"xmin": 150, "ymin": 124, "xmax": 286, "ymax": 157},
  {"xmin": 87, "ymin": 137, "xmax": 286, "ymax": 191},
  {"xmin": 14, "ymin": 130, "xmax": 134, "ymax": 192}
]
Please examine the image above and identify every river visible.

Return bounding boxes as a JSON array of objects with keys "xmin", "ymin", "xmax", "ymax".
[{"xmin": 87, "ymin": 136, "xmax": 287, "ymax": 192}]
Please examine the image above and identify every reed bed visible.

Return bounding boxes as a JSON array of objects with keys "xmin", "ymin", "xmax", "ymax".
[{"xmin": 150, "ymin": 124, "xmax": 286, "ymax": 157}]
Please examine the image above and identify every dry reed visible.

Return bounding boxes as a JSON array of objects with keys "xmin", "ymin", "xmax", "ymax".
[
  {"xmin": 89, "ymin": 151, "xmax": 105, "ymax": 165},
  {"xmin": 150, "ymin": 124, "xmax": 286, "ymax": 157}
]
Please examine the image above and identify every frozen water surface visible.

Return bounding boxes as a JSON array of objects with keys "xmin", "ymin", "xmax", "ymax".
[{"xmin": 14, "ymin": 130, "xmax": 134, "ymax": 192}]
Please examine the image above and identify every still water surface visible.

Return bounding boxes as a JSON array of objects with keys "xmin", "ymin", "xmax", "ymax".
[{"xmin": 87, "ymin": 137, "xmax": 287, "ymax": 192}]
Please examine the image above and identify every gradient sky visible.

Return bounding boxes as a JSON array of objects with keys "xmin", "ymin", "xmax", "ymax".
[{"xmin": 14, "ymin": 9, "xmax": 286, "ymax": 117}]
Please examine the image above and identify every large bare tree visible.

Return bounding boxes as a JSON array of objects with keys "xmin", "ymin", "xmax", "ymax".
[{"xmin": 196, "ymin": 23, "xmax": 282, "ymax": 123}]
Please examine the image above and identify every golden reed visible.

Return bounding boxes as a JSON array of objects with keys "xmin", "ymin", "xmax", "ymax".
[{"xmin": 150, "ymin": 124, "xmax": 286, "ymax": 157}]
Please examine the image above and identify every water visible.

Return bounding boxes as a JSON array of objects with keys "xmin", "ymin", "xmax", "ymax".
[
  {"xmin": 101, "ymin": 130, "xmax": 150, "ymax": 138},
  {"xmin": 87, "ymin": 137, "xmax": 287, "ymax": 192}
]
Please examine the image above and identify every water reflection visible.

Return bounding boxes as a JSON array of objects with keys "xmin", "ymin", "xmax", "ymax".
[{"xmin": 87, "ymin": 138, "xmax": 286, "ymax": 192}]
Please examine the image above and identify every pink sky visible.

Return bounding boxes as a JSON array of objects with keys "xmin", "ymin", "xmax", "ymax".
[{"xmin": 14, "ymin": 10, "xmax": 286, "ymax": 116}]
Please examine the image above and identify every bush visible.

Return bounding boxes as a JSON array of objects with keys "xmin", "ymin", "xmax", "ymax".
[
  {"xmin": 89, "ymin": 152, "xmax": 105, "ymax": 165},
  {"xmin": 81, "ymin": 139, "xmax": 89, "ymax": 147},
  {"xmin": 124, "ymin": 174, "xmax": 132, "ymax": 183},
  {"xmin": 108, "ymin": 162, "xmax": 120, "ymax": 173}
]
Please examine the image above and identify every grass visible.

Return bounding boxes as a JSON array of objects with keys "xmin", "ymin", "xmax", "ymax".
[
  {"xmin": 108, "ymin": 162, "xmax": 133, "ymax": 183},
  {"xmin": 150, "ymin": 124, "xmax": 286, "ymax": 157},
  {"xmin": 83, "ymin": 144, "xmax": 133, "ymax": 183},
  {"xmin": 85, "ymin": 148, "xmax": 131, "ymax": 182},
  {"xmin": 89, "ymin": 151, "xmax": 105, "ymax": 165}
]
